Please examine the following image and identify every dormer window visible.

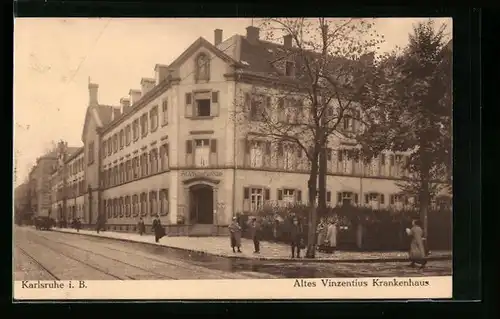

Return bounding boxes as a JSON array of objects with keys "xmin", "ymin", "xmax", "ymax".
[
  {"xmin": 285, "ymin": 61, "xmax": 295, "ymax": 77},
  {"xmin": 195, "ymin": 53, "xmax": 210, "ymax": 82}
]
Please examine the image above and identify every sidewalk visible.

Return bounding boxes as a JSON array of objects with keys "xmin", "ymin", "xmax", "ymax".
[{"xmin": 52, "ymin": 228, "xmax": 452, "ymax": 263}]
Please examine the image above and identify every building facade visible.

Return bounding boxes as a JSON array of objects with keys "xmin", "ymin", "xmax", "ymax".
[{"xmin": 47, "ymin": 25, "xmax": 451, "ymax": 236}]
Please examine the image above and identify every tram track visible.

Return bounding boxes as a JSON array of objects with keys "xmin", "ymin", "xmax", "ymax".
[
  {"xmin": 29, "ymin": 231, "xmax": 179, "ymax": 280},
  {"xmin": 15, "ymin": 245, "xmax": 61, "ymax": 280}
]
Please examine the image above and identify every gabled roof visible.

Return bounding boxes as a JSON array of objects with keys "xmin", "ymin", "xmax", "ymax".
[
  {"xmin": 168, "ymin": 36, "xmax": 240, "ymax": 70},
  {"xmin": 81, "ymin": 104, "xmax": 118, "ymax": 142}
]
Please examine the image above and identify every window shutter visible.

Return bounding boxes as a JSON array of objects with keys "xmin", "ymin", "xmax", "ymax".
[
  {"xmin": 390, "ymin": 154, "xmax": 395, "ymax": 166},
  {"xmin": 354, "ymin": 193, "xmax": 359, "ymax": 204},
  {"xmin": 245, "ymin": 139, "xmax": 250, "ymax": 154},
  {"xmin": 277, "ymin": 142, "xmax": 284, "ymax": 156},
  {"xmin": 210, "ymin": 139, "xmax": 217, "ymax": 153},
  {"xmin": 326, "ymin": 191, "xmax": 331, "ymax": 203},
  {"xmin": 390, "ymin": 195, "xmax": 394, "ymax": 205},
  {"xmin": 211, "ymin": 91, "xmax": 219, "ymax": 117},
  {"xmin": 186, "ymin": 140, "xmax": 193, "ymax": 154},
  {"xmin": 404, "ymin": 196, "xmax": 409, "ymax": 205},
  {"xmin": 337, "ymin": 192, "xmax": 342, "ymax": 203},
  {"xmin": 380, "ymin": 194, "xmax": 385, "ymax": 205},
  {"xmin": 185, "ymin": 93, "xmax": 193, "ymax": 117},
  {"xmin": 364, "ymin": 194, "xmax": 369, "ymax": 204},
  {"xmin": 297, "ymin": 190, "xmax": 302, "ymax": 203},
  {"xmin": 243, "ymin": 187, "xmax": 250, "ymax": 200},
  {"xmin": 264, "ymin": 188, "xmax": 270, "ymax": 201},
  {"xmin": 338, "ymin": 150, "xmax": 343, "ymax": 162},
  {"xmin": 277, "ymin": 189, "xmax": 283, "ymax": 201}
]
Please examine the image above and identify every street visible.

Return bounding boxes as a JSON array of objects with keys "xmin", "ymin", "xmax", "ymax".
[{"xmin": 14, "ymin": 226, "xmax": 452, "ymax": 280}]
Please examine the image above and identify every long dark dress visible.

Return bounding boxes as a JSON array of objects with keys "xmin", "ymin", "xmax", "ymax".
[
  {"xmin": 408, "ymin": 225, "xmax": 426, "ymax": 264},
  {"xmin": 152, "ymin": 218, "xmax": 165, "ymax": 242}
]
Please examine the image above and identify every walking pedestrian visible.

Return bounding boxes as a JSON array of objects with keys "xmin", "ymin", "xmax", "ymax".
[
  {"xmin": 75, "ymin": 217, "xmax": 81, "ymax": 232},
  {"xmin": 289, "ymin": 217, "xmax": 304, "ymax": 258},
  {"xmin": 96, "ymin": 214, "xmax": 105, "ymax": 234},
  {"xmin": 228, "ymin": 216, "xmax": 242, "ymax": 253},
  {"xmin": 137, "ymin": 217, "xmax": 146, "ymax": 236},
  {"xmin": 405, "ymin": 219, "xmax": 427, "ymax": 269},
  {"xmin": 247, "ymin": 217, "xmax": 261, "ymax": 254},
  {"xmin": 152, "ymin": 214, "xmax": 165, "ymax": 243}
]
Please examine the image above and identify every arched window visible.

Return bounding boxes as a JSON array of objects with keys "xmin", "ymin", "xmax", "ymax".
[{"xmin": 195, "ymin": 53, "xmax": 210, "ymax": 81}]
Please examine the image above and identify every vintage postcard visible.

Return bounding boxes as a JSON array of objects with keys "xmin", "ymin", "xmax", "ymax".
[{"xmin": 13, "ymin": 17, "xmax": 453, "ymax": 300}]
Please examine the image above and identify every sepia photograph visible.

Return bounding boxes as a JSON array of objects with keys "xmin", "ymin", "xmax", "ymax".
[{"xmin": 13, "ymin": 17, "xmax": 453, "ymax": 300}]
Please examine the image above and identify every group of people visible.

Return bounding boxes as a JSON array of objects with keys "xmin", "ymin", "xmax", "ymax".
[
  {"xmin": 228, "ymin": 214, "xmax": 428, "ymax": 267},
  {"xmin": 228, "ymin": 215, "xmax": 306, "ymax": 258},
  {"xmin": 136, "ymin": 215, "xmax": 165, "ymax": 243}
]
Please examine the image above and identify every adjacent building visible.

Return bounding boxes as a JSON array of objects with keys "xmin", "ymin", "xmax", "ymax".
[{"xmin": 46, "ymin": 25, "xmax": 451, "ymax": 236}]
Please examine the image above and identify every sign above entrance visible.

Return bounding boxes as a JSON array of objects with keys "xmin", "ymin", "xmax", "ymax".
[{"xmin": 181, "ymin": 170, "xmax": 223, "ymax": 178}]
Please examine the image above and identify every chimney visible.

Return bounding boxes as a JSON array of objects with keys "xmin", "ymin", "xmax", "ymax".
[
  {"xmin": 214, "ymin": 29, "xmax": 223, "ymax": 46},
  {"xmin": 154, "ymin": 64, "xmax": 169, "ymax": 85},
  {"xmin": 88, "ymin": 83, "xmax": 99, "ymax": 106},
  {"xmin": 283, "ymin": 34, "xmax": 292, "ymax": 49},
  {"xmin": 111, "ymin": 107, "xmax": 121, "ymax": 121},
  {"xmin": 120, "ymin": 97, "xmax": 130, "ymax": 112},
  {"xmin": 129, "ymin": 89, "xmax": 141, "ymax": 106},
  {"xmin": 140, "ymin": 78, "xmax": 156, "ymax": 96},
  {"xmin": 246, "ymin": 26, "xmax": 260, "ymax": 44}
]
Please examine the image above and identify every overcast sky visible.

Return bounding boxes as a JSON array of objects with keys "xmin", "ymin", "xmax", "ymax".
[{"xmin": 13, "ymin": 17, "xmax": 451, "ymax": 186}]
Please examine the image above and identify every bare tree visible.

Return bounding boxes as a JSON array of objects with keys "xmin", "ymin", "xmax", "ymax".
[{"xmin": 232, "ymin": 18, "xmax": 383, "ymax": 257}]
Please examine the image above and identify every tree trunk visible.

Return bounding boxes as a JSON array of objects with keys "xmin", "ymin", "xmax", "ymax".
[
  {"xmin": 305, "ymin": 149, "xmax": 319, "ymax": 258},
  {"xmin": 318, "ymin": 145, "xmax": 327, "ymax": 216}
]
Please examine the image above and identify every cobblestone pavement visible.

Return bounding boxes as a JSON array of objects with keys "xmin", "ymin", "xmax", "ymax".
[
  {"xmin": 14, "ymin": 226, "xmax": 276, "ymax": 281},
  {"xmin": 55, "ymin": 227, "xmax": 452, "ymax": 262}
]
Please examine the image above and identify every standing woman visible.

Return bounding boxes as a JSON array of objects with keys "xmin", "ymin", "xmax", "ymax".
[
  {"xmin": 228, "ymin": 216, "xmax": 242, "ymax": 253},
  {"xmin": 316, "ymin": 217, "xmax": 328, "ymax": 252},
  {"xmin": 406, "ymin": 219, "xmax": 427, "ymax": 269},
  {"xmin": 325, "ymin": 218, "xmax": 338, "ymax": 254},
  {"xmin": 152, "ymin": 214, "xmax": 165, "ymax": 243}
]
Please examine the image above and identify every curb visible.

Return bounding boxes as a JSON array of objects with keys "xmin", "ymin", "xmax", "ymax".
[{"xmin": 51, "ymin": 228, "xmax": 452, "ymax": 264}]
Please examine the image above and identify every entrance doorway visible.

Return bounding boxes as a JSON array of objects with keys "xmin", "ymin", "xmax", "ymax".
[{"xmin": 189, "ymin": 184, "xmax": 214, "ymax": 224}]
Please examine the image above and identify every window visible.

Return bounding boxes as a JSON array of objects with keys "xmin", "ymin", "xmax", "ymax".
[
  {"xmin": 337, "ymin": 191, "xmax": 358, "ymax": 206},
  {"xmin": 390, "ymin": 194, "xmax": 405, "ymax": 210},
  {"xmin": 159, "ymin": 189, "xmax": 169, "ymax": 216},
  {"xmin": 338, "ymin": 149, "xmax": 353, "ymax": 174},
  {"xmin": 119, "ymin": 129, "xmax": 124, "ymax": 149},
  {"xmin": 125, "ymin": 125, "xmax": 131, "ymax": 145},
  {"xmin": 132, "ymin": 195, "xmax": 139, "ymax": 217},
  {"xmin": 150, "ymin": 148, "xmax": 158, "ymax": 174},
  {"xmin": 140, "ymin": 153, "xmax": 147, "ymax": 176},
  {"xmin": 245, "ymin": 188, "xmax": 265, "ymax": 211},
  {"xmin": 364, "ymin": 192, "xmax": 385, "ymax": 210},
  {"xmin": 132, "ymin": 157, "xmax": 139, "ymax": 178},
  {"xmin": 162, "ymin": 99, "xmax": 168, "ymax": 125},
  {"xmin": 113, "ymin": 134, "xmax": 118, "ymax": 153},
  {"xmin": 343, "ymin": 116, "xmax": 352, "ymax": 131},
  {"xmin": 119, "ymin": 197, "xmax": 124, "ymax": 217},
  {"xmin": 119, "ymin": 163, "xmax": 125, "ymax": 184},
  {"xmin": 140, "ymin": 193, "xmax": 147, "ymax": 216},
  {"xmin": 196, "ymin": 97, "xmax": 211, "ymax": 117},
  {"xmin": 149, "ymin": 191, "xmax": 157, "ymax": 216},
  {"xmin": 102, "ymin": 141, "xmax": 107, "ymax": 159},
  {"xmin": 194, "ymin": 139, "xmax": 210, "ymax": 167},
  {"xmin": 160, "ymin": 143, "xmax": 169, "ymax": 171},
  {"xmin": 150, "ymin": 106, "xmax": 159, "ymax": 132},
  {"xmin": 283, "ymin": 189, "xmax": 295, "ymax": 205},
  {"xmin": 249, "ymin": 141, "xmax": 263, "ymax": 168},
  {"xmin": 140, "ymin": 114, "xmax": 148, "ymax": 137},
  {"xmin": 246, "ymin": 93, "xmax": 267, "ymax": 121},
  {"xmin": 125, "ymin": 196, "xmax": 131, "ymax": 217},
  {"xmin": 107, "ymin": 138, "xmax": 112, "ymax": 156},
  {"xmin": 285, "ymin": 61, "xmax": 295, "ymax": 77},
  {"xmin": 87, "ymin": 141, "xmax": 94, "ymax": 164},
  {"xmin": 113, "ymin": 198, "xmax": 118, "ymax": 218},
  {"xmin": 195, "ymin": 53, "xmax": 210, "ymax": 81},
  {"xmin": 132, "ymin": 119, "xmax": 139, "ymax": 141}
]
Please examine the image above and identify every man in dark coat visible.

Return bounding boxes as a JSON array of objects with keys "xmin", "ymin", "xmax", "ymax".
[
  {"xmin": 289, "ymin": 217, "xmax": 304, "ymax": 258},
  {"xmin": 152, "ymin": 215, "xmax": 165, "ymax": 243},
  {"xmin": 137, "ymin": 217, "xmax": 146, "ymax": 236},
  {"xmin": 247, "ymin": 217, "xmax": 261, "ymax": 254},
  {"xmin": 96, "ymin": 214, "xmax": 105, "ymax": 234}
]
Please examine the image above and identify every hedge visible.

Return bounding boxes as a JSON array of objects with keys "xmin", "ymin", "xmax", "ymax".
[{"xmin": 237, "ymin": 204, "xmax": 452, "ymax": 251}]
